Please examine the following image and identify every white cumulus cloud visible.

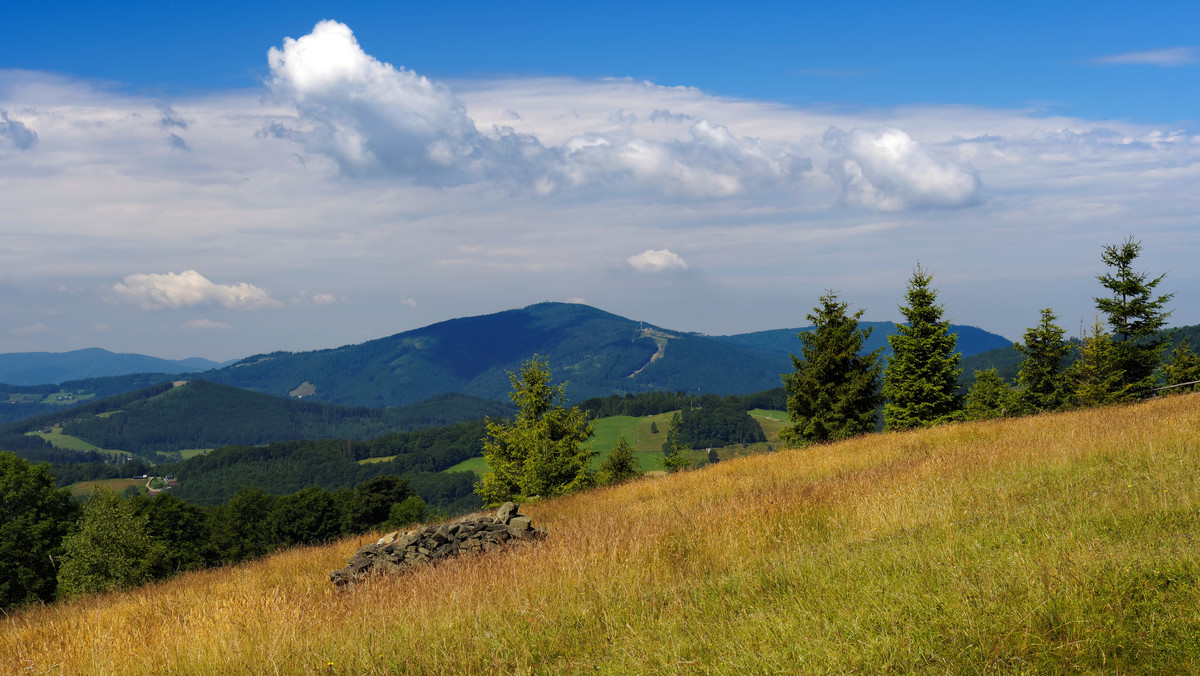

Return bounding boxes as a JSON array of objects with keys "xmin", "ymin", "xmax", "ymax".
[
  {"xmin": 112, "ymin": 270, "xmax": 281, "ymax": 310},
  {"xmin": 627, "ymin": 249, "xmax": 689, "ymax": 273},
  {"xmin": 824, "ymin": 127, "xmax": 981, "ymax": 211},
  {"xmin": 264, "ymin": 21, "xmax": 809, "ymax": 197}
]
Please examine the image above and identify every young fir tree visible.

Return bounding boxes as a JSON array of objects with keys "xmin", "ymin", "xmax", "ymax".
[
  {"xmin": 1013, "ymin": 308, "xmax": 1071, "ymax": 413},
  {"xmin": 661, "ymin": 413, "xmax": 690, "ymax": 473},
  {"xmin": 596, "ymin": 436, "xmax": 641, "ymax": 485},
  {"xmin": 1068, "ymin": 317, "xmax": 1130, "ymax": 408},
  {"xmin": 780, "ymin": 292, "xmax": 883, "ymax": 444},
  {"xmin": 1161, "ymin": 337, "xmax": 1200, "ymax": 394},
  {"xmin": 882, "ymin": 266, "xmax": 964, "ymax": 430},
  {"xmin": 1095, "ymin": 237, "xmax": 1174, "ymax": 399},
  {"xmin": 475, "ymin": 356, "xmax": 595, "ymax": 506},
  {"xmin": 964, "ymin": 368, "xmax": 1015, "ymax": 421}
]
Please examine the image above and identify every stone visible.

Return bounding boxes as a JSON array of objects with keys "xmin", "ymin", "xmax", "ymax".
[{"xmin": 496, "ymin": 502, "xmax": 519, "ymax": 524}]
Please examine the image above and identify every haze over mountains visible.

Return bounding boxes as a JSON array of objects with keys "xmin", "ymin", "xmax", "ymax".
[
  {"xmin": 2, "ymin": 302, "xmax": 1012, "ymax": 409},
  {"xmin": 0, "ymin": 348, "xmax": 227, "ymax": 386}
]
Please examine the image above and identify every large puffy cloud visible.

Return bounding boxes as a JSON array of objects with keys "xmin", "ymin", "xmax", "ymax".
[
  {"xmin": 824, "ymin": 127, "xmax": 981, "ymax": 211},
  {"xmin": 267, "ymin": 20, "xmax": 491, "ymax": 183},
  {"xmin": 111, "ymin": 271, "xmax": 281, "ymax": 310},
  {"xmin": 265, "ymin": 21, "xmax": 808, "ymax": 196},
  {"xmin": 627, "ymin": 249, "xmax": 689, "ymax": 273}
]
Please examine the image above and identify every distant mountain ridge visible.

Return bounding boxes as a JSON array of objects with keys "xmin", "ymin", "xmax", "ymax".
[
  {"xmin": 0, "ymin": 348, "xmax": 227, "ymax": 385},
  {"xmin": 200, "ymin": 302, "xmax": 1013, "ymax": 407},
  {"xmin": 0, "ymin": 303, "xmax": 1015, "ymax": 411}
]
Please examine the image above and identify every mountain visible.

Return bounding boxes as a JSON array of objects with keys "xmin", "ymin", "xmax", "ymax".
[
  {"xmin": 713, "ymin": 322, "xmax": 1012, "ymax": 359},
  {"xmin": 0, "ymin": 348, "xmax": 227, "ymax": 385},
  {"xmin": 202, "ymin": 302, "xmax": 797, "ymax": 407}
]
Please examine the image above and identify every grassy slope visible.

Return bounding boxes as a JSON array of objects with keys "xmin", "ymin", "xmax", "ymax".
[{"xmin": 6, "ymin": 394, "xmax": 1200, "ymax": 673}]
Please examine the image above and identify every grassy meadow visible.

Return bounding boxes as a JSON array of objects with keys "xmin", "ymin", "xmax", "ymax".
[{"xmin": 5, "ymin": 394, "xmax": 1200, "ymax": 673}]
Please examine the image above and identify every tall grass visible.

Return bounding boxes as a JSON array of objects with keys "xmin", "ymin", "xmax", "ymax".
[{"xmin": 5, "ymin": 394, "xmax": 1200, "ymax": 674}]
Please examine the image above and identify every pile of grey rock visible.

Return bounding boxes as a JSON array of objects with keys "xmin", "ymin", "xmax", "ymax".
[{"xmin": 330, "ymin": 502, "xmax": 545, "ymax": 586}]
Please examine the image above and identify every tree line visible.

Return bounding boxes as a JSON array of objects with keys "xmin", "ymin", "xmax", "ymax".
[
  {"xmin": 781, "ymin": 237, "xmax": 1197, "ymax": 444},
  {"xmin": 0, "ymin": 452, "xmax": 430, "ymax": 611}
]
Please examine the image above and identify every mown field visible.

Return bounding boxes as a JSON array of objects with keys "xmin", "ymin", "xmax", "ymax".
[{"xmin": 6, "ymin": 393, "xmax": 1199, "ymax": 673}]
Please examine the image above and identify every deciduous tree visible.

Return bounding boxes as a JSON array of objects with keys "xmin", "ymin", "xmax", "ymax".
[
  {"xmin": 882, "ymin": 266, "xmax": 964, "ymax": 430},
  {"xmin": 0, "ymin": 453, "xmax": 77, "ymax": 609},
  {"xmin": 57, "ymin": 487, "xmax": 155, "ymax": 598},
  {"xmin": 780, "ymin": 292, "xmax": 883, "ymax": 444}
]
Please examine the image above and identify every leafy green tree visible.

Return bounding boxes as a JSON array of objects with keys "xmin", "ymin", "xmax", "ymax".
[
  {"xmin": 1095, "ymin": 237, "xmax": 1174, "ymax": 398},
  {"xmin": 707, "ymin": 448, "xmax": 721, "ymax": 464},
  {"xmin": 208, "ymin": 486, "xmax": 277, "ymax": 564},
  {"xmin": 780, "ymin": 292, "xmax": 883, "ymax": 444},
  {"xmin": 133, "ymin": 492, "xmax": 213, "ymax": 578},
  {"xmin": 661, "ymin": 412, "xmax": 690, "ymax": 472},
  {"xmin": 882, "ymin": 266, "xmax": 964, "ymax": 430},
  {"xmin": 269, "ymin": 486, "xmax": 344, "ymax": 546},
  {"xmin": 475, "ymin": 356, "xmax": 596, "ymax": 505},
  {"xmin": 964, "ymin": 368, "xmax": 1015, "ymax": 421},
  {"xmin": 1013, "ymin": 308, "xmax": 1071, "ymax": 412},
  {"xmin": 0, "ymin": 453, "xmax": 77, "ymax": 609},
  {"xmin": 1161, "ymin": 337, "xmax": 1200, "ymax": 394},
  {"xmin": 341, "ymin": 475, "xmax": 411, "ymax": 533},
  {"xmin": 385, "ymin": 495, "xmax": 428, "ymax": 529},
  {"xmin": 57, "ymin": 487, "xmax": 155, "ymax": 598},
  {"xmin": 1068, "ymin": 318, "xmax": 1130, "ymax": 408},
  {"xmin": 597, "ymin": 436, "xmax": 641, "ymax": 485}
]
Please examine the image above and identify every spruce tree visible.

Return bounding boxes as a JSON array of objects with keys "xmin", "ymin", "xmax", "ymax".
[
  {"xmin": 1068, "ymin": 317, "xmax": 1130, "ymax": 407},
  {"xmin": 661, "ymin": 413, "xmax": 689, "ymax": 472},
  {"xmin": 882, "ymin": 266, "xmax": 964, "ymax": 430},
  {"xmin": 964, "ymin": 368, "xmax": 1015, "ymax": 421},
  {"xmin": 1013, "ymin": 308, "xmax": 1071, "ymax": 412},
  {"xmin": 1095, "ymin": 237, "xmax": 1174, "ymax": 398},
  {"xmin": 780, "ymin": 292, "xmax": 883, "ymax": 444},
  {"xmin": 1161, "ymin": 337, "xmax": 1200, "ymax": 394},
  {"xmin": 476, "ymin": 356, "xmax": 595, "ymax": 505},
  {"xmin": 597, "ymin": 436, "xmax": 641, "ymax": 485}
]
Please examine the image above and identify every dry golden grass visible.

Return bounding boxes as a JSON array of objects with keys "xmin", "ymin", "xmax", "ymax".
[{"xmin": 5, "ymin": 394, "xmax": 1200, "ymax": 674}]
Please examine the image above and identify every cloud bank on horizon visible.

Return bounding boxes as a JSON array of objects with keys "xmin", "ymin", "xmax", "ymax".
[{"xmin": 0, "ymin": 19, "xmax": 1198, "ymax": 360}]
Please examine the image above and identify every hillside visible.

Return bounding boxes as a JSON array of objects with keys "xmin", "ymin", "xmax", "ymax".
[
  {"xmin": 7, "ymin": 394, "xmax": 1198, "ymax": 673},
  {"xmin": 0, "ymin": 348, "xmax": 224, "ymax": 385},
  {"xmin": 0, "ymin": 380, "xmax": 512, "ymax": 458}
]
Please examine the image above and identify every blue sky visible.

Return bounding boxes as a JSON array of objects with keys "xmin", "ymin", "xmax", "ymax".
[{"xmin": 1, "ymin": 1, "xmax": 1198, "ymax": 360}]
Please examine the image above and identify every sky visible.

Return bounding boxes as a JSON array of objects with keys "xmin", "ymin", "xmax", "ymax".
[{"xmin": 1, "ymin": 1, "xmax": 1198, "ymax": 361}]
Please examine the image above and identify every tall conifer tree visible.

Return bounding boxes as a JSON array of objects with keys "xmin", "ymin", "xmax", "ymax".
[
  {"xmin": 882, "ymin": 266, "xmax": 963, "ymax": 430},
  {"xmin": 1095, "ymin": 237, "xmax": 1173, "ymax": 398},
  {"xmin": 780, "ymin": 292, "xmax": 883, "ymax": 444}
]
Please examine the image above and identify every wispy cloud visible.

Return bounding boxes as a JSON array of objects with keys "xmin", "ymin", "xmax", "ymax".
[{"xmin": 1091, "ymin": 47, "xmax": 1199, "ymax": 67}]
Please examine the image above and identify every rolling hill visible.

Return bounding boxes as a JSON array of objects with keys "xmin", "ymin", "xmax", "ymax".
[{"xmin": 0, "ymin": 380, "xmax": 512, "ymax": 458}]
